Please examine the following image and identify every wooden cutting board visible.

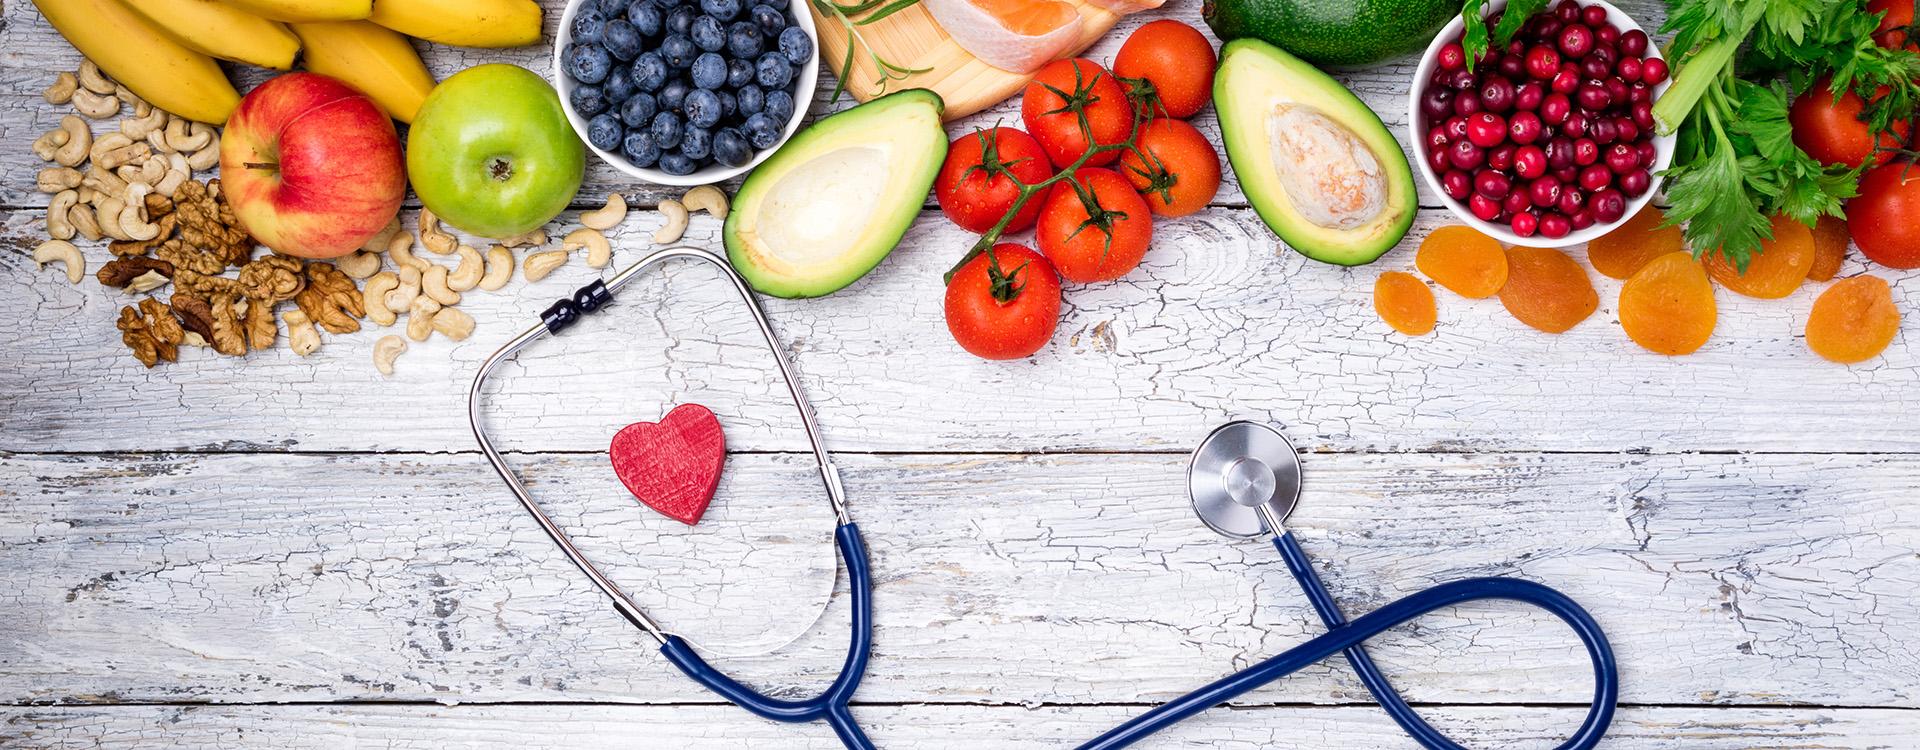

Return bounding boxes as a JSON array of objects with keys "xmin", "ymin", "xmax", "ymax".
[{"xmin": 808, "ymin": 0, "xmax": 1125, "ymax": 120}]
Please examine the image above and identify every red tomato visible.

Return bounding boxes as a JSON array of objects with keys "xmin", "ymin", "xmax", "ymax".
[
  {"xmin": 934, "ymin": 127, "xmax": 1055, "ymax": 233},
  {"xmin": 1871, "ymin": 0, "xmax": 1917, "ymax": 50},
  {"xmin": 1117, "ymin": 118, "xmax": 1222, "ymax": 217},
  {"xmin": 1021, "ymin": 58, "xmax": 1135, "ymax": 168},
  {"xmin": 1790, "ymin": 78, "xmax": 1910, "ymax": 168},
  {"xmin": 1849, "ymin": 160, "xmax": 1920, "ymax": 269},
  {"xmin": 1113, "ymin": 19, "xmax": 1217, "ymax": 119},
  {"xmin": 1036, "ymin": 168, "xmax": 1155, "ymax": 283},
  {"xmin": 944, "ymin": 243, "xmax": 1063, "ymax": 360}
]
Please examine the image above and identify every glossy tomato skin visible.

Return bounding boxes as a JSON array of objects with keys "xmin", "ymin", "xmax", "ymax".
[
  {"xmin": 1117, "ymin": 118, "xmax": 1221, "ymax": 216},
  {"xmin": 1022, "ymin": 58, "xmax": 1135, "ymax": 168},
  {"xmin": 1790, "ymin": 79, "xmax": 1909, "ymax": 168},
  {"xmin": 1871, "ymin": 0, "xmax": 1916, "ymax": 50},
  {"xmin": 1037, "ymin": 167, "xmax": 1155, "ymax": 282},
  {"xmin": 1112, "ymin": 20, "xmax": 1217, "ymax": 119},
  {"xmin": 944, "ymin": 243, "xmax": 1063, "ymax": 360},
  {"xmin": 935, "ymin": 127, "xmax": 1055, "ymax": 233},
  {"xmin": 1849, "ymin": 161, "xmax": 1920, "ymax": 269}
]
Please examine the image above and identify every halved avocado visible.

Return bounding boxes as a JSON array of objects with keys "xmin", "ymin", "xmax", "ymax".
[
  {"xmin": 1215, "ymin": 39, "xmax": 1415, "ymax": 266},
  {"xmin": 724, "ymin": 89, "xmax": 947, "ymax": 298}
]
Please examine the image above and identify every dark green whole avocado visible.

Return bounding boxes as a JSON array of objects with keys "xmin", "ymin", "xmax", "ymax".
[{"xmin": 1202, "ymin": 0, "xmax": 1458, "ymax": 67}]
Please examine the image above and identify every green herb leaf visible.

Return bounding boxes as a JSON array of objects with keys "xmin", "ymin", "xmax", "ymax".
[{"xmin": 1460, "ymin": 0, "xmax": 1488, "ymax": 73}]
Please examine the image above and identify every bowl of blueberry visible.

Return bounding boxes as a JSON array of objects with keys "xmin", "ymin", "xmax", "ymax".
[{"xmin": 556, "ymin": 0, "xmax": 819, "ymax": 184}]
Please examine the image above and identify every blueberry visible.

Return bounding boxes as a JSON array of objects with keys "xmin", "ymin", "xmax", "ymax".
[
  {"xmin": 658, "ymin": 152, "xmax": 698, "ymax": 175},
  {"xmin": 763, "ymin": 88, "xmax": 794, "ymax": 122},
  {"xmin": 571, "ymin": 8, "xmax": 607, "ymax": 44},
  {"xmin": 755, "ymin": 52, "xmax": 792, "ymax": 89},
  {"xmin": 683, "ymin": 87, "xmax": 722, "ymax": 127},
  {"xmin": 630, "ymin": 52, "xmax": 670, "ymax": 91},
  {"xmin": 587, "ymin": 112, "xmax": 624, "ymax": 151},
  {"xmin": 690, "ymin": 52, "xmax": 727, "ymax": 89},
  {"xmin": 727, "ymin": 58, "xmax": 756, "ymax": 88},
  {"xmin": 655, "ymin": 0, "xmax": 686, "ymax": 8},
  {"xmin": 564, "ymin": 43, "xmax": 612, "ymax": 84},
  {"xmin": 744, "ymin": 112, "xmax": 781, "ymax": 149},
  {"xmin": 699, "ymin": 0, "xmax": 742, "ymax": 22},
  {"xmin": 660, "ymin": 34, "xmax": 697, "ymax": 67},
  {"xmin": 712, "ymin": 127, "xmax": 752, "ymax": 166},
  {"xmin": 595, "ymin": 0, "xmax": 628, "ymax": 14},
  {"xmin": 716, "ymin": 90, "xmax": 737, "ymax": 118},
  {"xmin": 749, "ymin": 4, "xmax": 786, "ymax": 35},
  {"xmin": 736, "ymin": 83, "xmax": 764, "ymax": 115},
  {"xmin": 620, "ymin": 91, "xmax": 658, "ymax": 127},
  {"xmin": 659, "ymin": 78, "xmax": 691, "ymax": 110},
  {"xmin": 723, "ymin": 22, "xmax": 763, "ymax": 59},
  {"xmin": 689, "ymin": 16, "xmax": 724, "ymax": 52},
  {"xmin": 651, "ymin": 110, "xmax": 684, "ymax": 148},
  {"xmin": 570, "ymin": 84, "xmax": 609, "ymax": 116},
  {"xmin": 627, "ymin": 0, "xmax": 663, "ymax": 35},
  {"xmin": 666, "ymin": 4, "xmax": 698, "ymax": 34},
  {"xmin": 605, "ymin": 66, "xmax": 636, "ymax": 102},
  {"xmin": 778, "ymin": 27, "xmax": 812, "ymax": 66},
  {"xmin": 622, "ymin": 130, "xmax": 661, "ymax": 167},
  {"xmin": 680, "ymin": 125, "xmax": 713, "ymax": 161},
  {"xmin": 603, "ymin": 19, "xmax": 643, "ymax": 60}
]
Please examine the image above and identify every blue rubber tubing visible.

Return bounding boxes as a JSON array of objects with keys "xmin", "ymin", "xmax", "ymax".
[
  {"xmin": 660, "ymin": 522, "xmax": 877, "ymax": 750},
  {"xmin": 1078, "ymin": 531, "xmax": 1618, "ymax": 750}
]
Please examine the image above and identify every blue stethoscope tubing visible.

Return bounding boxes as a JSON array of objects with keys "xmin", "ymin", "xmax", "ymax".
[{"xmin": 469, "ymin": 246, "xmax": 1618, "ymax": 750}]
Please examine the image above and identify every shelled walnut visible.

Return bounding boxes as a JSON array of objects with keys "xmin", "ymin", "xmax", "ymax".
[
  {"xmin": 294, "ymin": 262, "xmax": 365, "ymax": 334},
  {"xmin": 97, "ymin": 256, "xmax": 173, "ymax": 289},
  {"xmin": 116, "ymin": 298, "xmax": 183, "ymax": 367},
  {"xmin": 237, "ymin": 254, "xmax": 305, "ymax": 303}
]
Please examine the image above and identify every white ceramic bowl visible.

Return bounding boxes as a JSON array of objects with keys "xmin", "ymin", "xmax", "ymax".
[
  {"xmin": 554, "ymin": 0, "xmax": 820, "ymax": 186},
  {"xmin": 1408, "ymin": 0, "xmax": 1672, "ymax": 247}
]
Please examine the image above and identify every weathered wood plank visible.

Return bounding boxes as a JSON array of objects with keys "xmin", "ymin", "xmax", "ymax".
[
  {"xmin": 2, "ymin": 208, "xmax": 1915, "ymax": 454},
  {"xmin": 6, "ymin": 704, "xmax": 1920, "ymax": 748},
  {"xmin": 3, "ymin": 452, "xmax": 1913, "ymax": 706}
]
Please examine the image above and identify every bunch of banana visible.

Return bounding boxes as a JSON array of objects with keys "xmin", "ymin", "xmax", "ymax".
[{"xmin": 31, "ymin": 0, "xmax": 542, "ymax": 124}]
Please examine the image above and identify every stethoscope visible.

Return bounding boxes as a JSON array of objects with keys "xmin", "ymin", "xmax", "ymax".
[{"xmin": 468, "ymin": 246, "xmax": 1620, "ymax": 749}]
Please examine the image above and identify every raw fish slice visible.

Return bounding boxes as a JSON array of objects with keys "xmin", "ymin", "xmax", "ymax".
[
  {"xmin": 1083, "ymin": 0, "xmax": 1165, "ymax": 14},
  {"xmin": 923, "ymin": 0, "xmax": 1082, "ymax": 73}
]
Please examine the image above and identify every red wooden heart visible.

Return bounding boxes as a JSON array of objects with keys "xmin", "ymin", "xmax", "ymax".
[{"xmin": 609, "ymin": 404, "xmax": 727, "ymax": 525}]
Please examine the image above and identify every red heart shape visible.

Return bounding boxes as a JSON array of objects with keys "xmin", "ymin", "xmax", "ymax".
[{"xmin": 609, "ymin": 404, "xmax": 727, "ymax": 526}]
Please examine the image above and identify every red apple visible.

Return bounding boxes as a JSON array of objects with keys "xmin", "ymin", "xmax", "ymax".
[{"xmin": 221, "ymin": 72, "xmax": 405, "ymax": 259}]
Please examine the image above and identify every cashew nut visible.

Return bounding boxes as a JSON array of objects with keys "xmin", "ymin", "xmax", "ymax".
[
  {"xmin": 682, "ymin": 185, "xmax": 729, "ymax": 219},
  {"xmin": 146, "ymin": 127, "xmax": 175, "ymax": 155},
  {"xmin": 38, "ymin": 167, "xmax": 82, "ymax": 194},
  {"xmin": 95, "ymin": 196, "xmax": 129, "ymax": 241},
  {"xmin": 83, "ymin": 166, "xmax": 128, "ymax": 198},
  {"xmin": 581, "ymin": 193, "xmax": 628, "ymax": 230},
  {"xmin": 420, "ymin": 208, "xmax": 458, "ymax": 255},
  {"xmin": 479, "ymin": 244, "xmax": 515, "ymax": 291},
  {"xmin": 118, "ymin": 183, "xmax": 159, "ymax": 241},
  {"xmin": 47, "ymin": 190, "xmax": 79, "ymax": 241},
  {"xmin": 497, "ymin": 227, "xmax": 548, "ymax": 248},
  {"xmin": 163, "ymin": 118, "xmax": 211, "ymax": 152},
  {"xmin": 385, "ymin": 265, "xmax": 422, "ymax": 312},
  {"xmin": 387, "ymin": 230, "xmax": 428, "ymax": 271},
  {"xmin": 32, "ymin": 129, "xmax": 69, "ymax": 162},
  {"xmin": 432, "ymin": 306, "xmax": 475, "ymax": 341},
  {"xmin": 33, "ymin": 240, "xmax": 85, "ymax": 284},
  {"xmin": 335, "ymin": 250, "xmax": 382, "ymax": 279},
  {"xmin": 70, "ymin": 205, "xmax": 102, "ymax": 241},
  {"xmin": 372, "ymin": 335, "xmax": 407, "ymax": 376},
  {"xmin": 154, "ymin": 153, "xmax": 190, "ymax": 197},
  {"xmin": 119, "ymin": 155, "xmax": 165, "ymax": 187},
  {"xmin": 406, "ymin": 296, "xmax": 441, "ymax": 342},
  {"xmin": 44, "ymin": 72, "xmax": 78, "ymax": 105},
  {"xmin": 127, "ymin": 270, "xmax": 170, "ymax": 293},
  {"xmin": 53, "ymin": 115, "xmax": 91, "ymax": 168},
  {"xmin": 564, "ymin": 227, "xmax": 612, "ymax": 268},
  {"xmin": 448, "ymin": 244, "xmax": 484, "ymax": 291},
  {"xmin": 362, "ymin": 272, "xmax": 400, "ymax": 326},
  {"xmin": 90, "ymin": 132, "xmax": 150, "ymax": 170},
  {"xmin": 71, "ymin": 88, "xmax": 119, "ymax": 119},
  {"xmin": 421, "ymin": 264, "xmax": 461, "ymax": 305},
  {"xmin": 362, "ymin": 217, "xmax": 402, "ymax": 253},
  {"xmin": 115, "ymin": 84, "xmax": 149, "ymax": 117},
  {"xmin": 653, "ymin": 199, "xmax": 689, "ymax": 244},
  {"xmin": 77, "ymin": 60, "xmax": 115, "ymax": 95},
  {"xmin": 523, "ymin": 249, "xmax": 569, "ymax": 282},
  {"xmin": 186, "ymin": 143, "xmax": 220, "ymax": 172},
  {"xmin": 284, "ymin": 309, "xmax": 322, "ymax": 356},
  {"xmin": 121, "ymin": 107, "xmax": 167, "ymax": 140}
]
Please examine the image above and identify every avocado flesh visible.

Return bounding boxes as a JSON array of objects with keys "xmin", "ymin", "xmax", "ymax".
[
  {"xmin": 1215, "ymin": 39, "xmax": 1415, "ymax": 266},
  {"xmin": 725, "ymin": 89, "xmax": 947, "ymax": 298}
]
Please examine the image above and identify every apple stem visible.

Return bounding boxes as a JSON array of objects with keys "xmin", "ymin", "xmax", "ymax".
[{"xmin": 244, "ymin": 161, "xmax": 279, "ymax": 170}]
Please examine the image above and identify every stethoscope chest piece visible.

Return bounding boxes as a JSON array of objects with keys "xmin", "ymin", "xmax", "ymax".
[{"xmin": 1188, "ymin": 421, "xmax": 1302, "ymax": 539}]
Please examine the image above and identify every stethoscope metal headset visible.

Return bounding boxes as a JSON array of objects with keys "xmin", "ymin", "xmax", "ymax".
[{"xmin": 469, "ymin": 246, "xmax": 1620, "ymax": 749}]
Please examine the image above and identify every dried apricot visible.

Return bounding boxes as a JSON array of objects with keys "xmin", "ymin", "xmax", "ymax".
[
  {"xmin": 1703, "ymin": 214, "xmax": 1815, "ymax": 298},
  {"xmin": 1620, "ymin": 252, "xmax": 1717, "ymax": 356},
  {"xmin": 1807, "ymin": 215, "xmax": 1849, "ymax": 282},
  {"xmin": 1374, "ymin": 271, "xmax": 1436, "ymax": 335},
  {"xmin": 1416, "ymin": 225, "xmax": 1509, "ymax": 298},
  {"xmin": 1806, "ymin": 275, "xmax": 1900, "ymax": 364},
  {"xmin": 1498, "ymin": 246, "xmax": 1597, "ymax": 333},
  {"xmin": 1587, "ymin": 205, "xmax": 1684, "ymax": 280}
]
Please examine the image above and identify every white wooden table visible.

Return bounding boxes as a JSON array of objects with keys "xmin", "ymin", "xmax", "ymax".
[{"xmin": 3, "ymin": 1, "xmax": 1917, "ymax": 746}]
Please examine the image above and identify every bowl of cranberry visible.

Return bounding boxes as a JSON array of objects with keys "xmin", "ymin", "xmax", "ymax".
[{"xmin": 1409, "ymin": 0, "xmax": 1672, "ymax": 246}]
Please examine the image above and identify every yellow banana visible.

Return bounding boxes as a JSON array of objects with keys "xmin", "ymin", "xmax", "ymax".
[
  {"xmin": 124, "ymin": 0, "xmax": 300, "ymax": 70},
  {"xmin": 32, "ymin": 0, "xmax": 240, "ymax": 123},
  {"xmin": 291, "ymin": 20, "xmax": 435, "ymax": 122},
  {"xmin": 369, "ymin": 0, "xmax": 541, "ymax": 48},
  {"xmin": 219, "ymin": 0, "xmax": 370, "ymax": 22}
]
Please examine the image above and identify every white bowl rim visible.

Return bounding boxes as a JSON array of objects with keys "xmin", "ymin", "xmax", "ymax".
[
  {"xmin": 1407, "ymin": 0, "xmax": 1673, "ymax": 248},
  {"xmin": 554, "ymin": 0, "xmax": 821, "ymax": 187}
]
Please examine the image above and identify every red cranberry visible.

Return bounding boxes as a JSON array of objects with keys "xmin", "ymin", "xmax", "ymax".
[
  {"xmin": 1499, "ymin": 56, "xmax": 1528, "ymax": 81},
  {"xmin": 1526, "ymin": 45, "xmax": 1562, "ymax": 80},
  {"xmin": 1530, "ymin": 176, "xmax": 1563, "ymax": 207},
  {"xmin": 1641, "ymin": 57, "xmax": 1669, "ymax": 84},
  {"xmin": 1450, "ymin": 139, "xmax": 1486, "ymax": 170},
  {"xmin": 1559, "ymin": 24, "xmax": 1593, "ymax": 58},
  {"xmin": 1454, "ymin": 92, "xmax": 1484, "ymax": 116},
  {"xmin": 1514, "ymin": 145, "xmax": 1548, "ymax": 178},
  {"xmin": 1554, "ymin": 165, "xmax": 1580, "ymax": 183},
  {"xmin": 1541, "ymin": 93, "xmax": 1572, "ymax": 124},
  {"xmin": 1581, "ymin": 55, "xmax": 1613, "ymax": 80},
  {"xmin": 1620, "ymin": 29, "xmax": 1649, "ymax": 57},
  {"xmin": 1613, "ymin": 117, "xmax": 1639, "ymax": 143},
  {"xmin": 1573, "ymin": 138, "xmax": 1599, "ymax": 165},
  {"xmin": 1547, "ymin": 136, "xmax": 1576, "ymax": 168},
  {"xmin": 1551, "ymin": 68, "xmax": 1581, "ymax": 94},
  {"xmin": 1467, "ymin": 112, "xmax": 1508, "ymax": 147},
  {"xmin": 1430, "ymin": 146, "xmax": 1453, "ymax": 173},
  {"xmin": 1503, "ymin": 189, "xmax": 1532, "ymax": 216},
  {"xmin": 1632, "ymin": 100, "xmax": 1655, "ymax": 129},
  {"xmin": 1570, "ymin": 208, "xmax": 1595, "ymax": 231},
  {"xmin": 1589, "ymin": 117, "xmax": 1617, "ymax": 144},
  {"xmin": 1515, "ymin": 81, "xmax": 1546, "ymax": 110},
  {"xmin": 1438, "ymin": 42, "xmax": 1466, "ymax": 71},
  {"xmin": 1448, "ymin": 68, "xmax": 1479, "ymax": 91},
  {"xmin": 1489, "ymin": 143, "xmax": 1517, "ymax": 171},
  {"xmin": 1620, "ymin": 169, "xmax": 1651, "ymax": 197},
  {"xmin": 1596, "ymin": 24, "xmax": 1619, "ymax": 47},
  {"xmin": 1564, "ymin": 111, "xmax": 1589, "ymax": 138},
  {"xmin": 1531, "ymin": 15, "xmax": 1563, "ymax": 40},
  {"xmin": 1604, "ymin": 77, "xmax": 1630, "ymax": 105},
  {"xmin": 1581, "ymin": 4, "xmax": 1608, "ymax": 26},
  {"xmin": 1555, "ymin": 0, "xmax": 1580, "ymax": 23},
  {"xmin": 1469, "ymin": 192, "xmax": 1503, "ymax": 221},
  {"xmin": 1577, "ymin": 80, "xmax": 1612, "ymax": 110},
  {"xmin": 1538, "ymin": 212, "xmax": 1572, "ymax": 238},
  {"xmin": 1442, "ymin": 169, "xmax": 1473, "ymax": 200},
  {"xmin": 1617, "ymin": 56, "xmax": 1643, "ymax": 82},
  {"xmin": 1426, "ymin": 126, "xmax": 1451, "ymax": 151},
  {"xmin": 1557, "ymin": 188, "xmax": 1585, "ymax": 216},
  {"xmin": 1476, "ymin": 169, "xmax": 1512, "ymax": 199},
  {"xmin": 1591, "ymin": 189, "xmax": 1627, "ymax": 223},
  {"xmin": 1422, "ymin": 87, "xmax": 1457, "ymax": 119},
  {"xmin": 1445, "ymin": 115, "xmax": 1470, "ymax": 141},
  {"xmin": 1636, "ymin": 141, "xmax": 1658, "ymax": 167},
  {"xmin": 1510, "ymin": 210, "xmax": 1539, "ymax": 237},
  {"xmin": 1629, "ymin": 82, "xmax": 1652, "ymax": 105},
  {"xmin": 1509, "ymin": 111, "xmax": 1544, "ymax": 144},
  {"xmin": 1480, "ymin": 77, "xmax": 1516, "ymax": 113},
  {"xmin": 1580, "ymin": 164, "xmax": 1613, "ymax": 192}
]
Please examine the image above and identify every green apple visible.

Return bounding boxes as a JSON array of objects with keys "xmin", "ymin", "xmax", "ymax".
[{"xmin": 407, "ymin": 64, "xmax": 584, "ymax": 238}]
